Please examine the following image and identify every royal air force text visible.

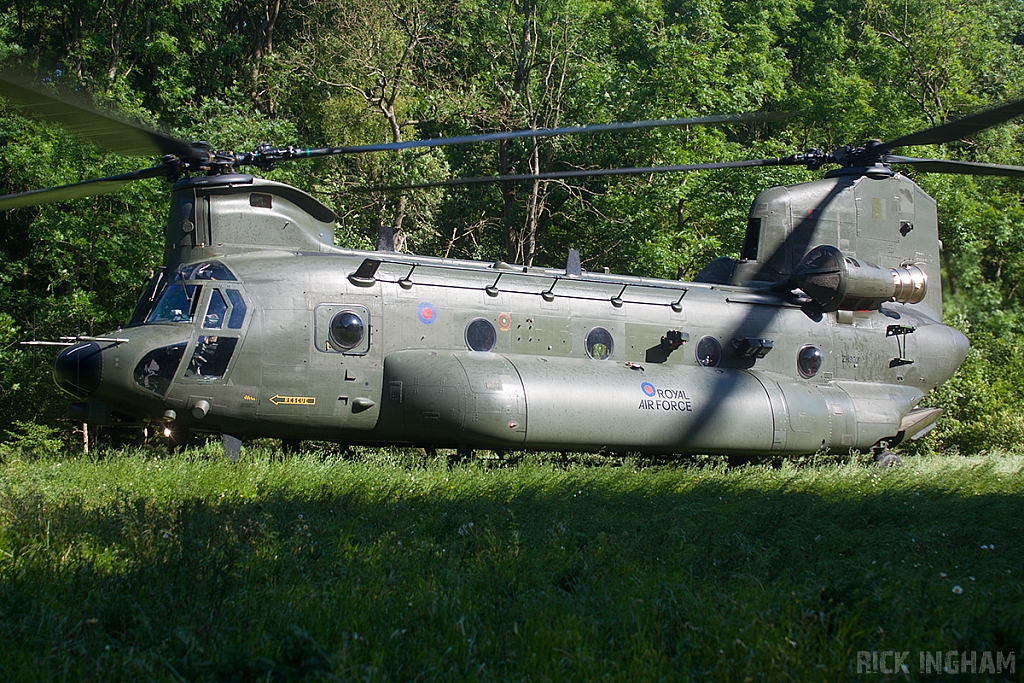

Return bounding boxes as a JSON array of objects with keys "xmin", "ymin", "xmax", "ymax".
[{"xmin": 638, "ymin": 388, "xmax": 693, "ymax": 412}]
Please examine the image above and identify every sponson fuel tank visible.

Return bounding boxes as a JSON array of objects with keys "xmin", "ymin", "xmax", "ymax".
[{"xmin": 376, "ymin": 350, "xmax": 923, "ymax": 455}]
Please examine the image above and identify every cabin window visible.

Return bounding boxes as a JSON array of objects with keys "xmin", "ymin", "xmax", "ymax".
[
  {"xmin": 585, "ymin": 327, "xmax": 614, "ymax": 360},
  {"xmin": 696, "ymin": 336, "xmax": 722, "ymax": 367},
  {"xmin": 316, "ymin": 304, "xmax": 370, "ymax": 354},
  {"xmin": 329, "ymin": 310, "xmax": 365, "ymax": 351},
  {"xmin": 250, "ymin": 193, "xmax": 273, "ymax": 209},
  {"xmin": 133, "ymin": 343, "xmax": 187, "ymax": 395},
  {"xmin": 798, "ymin": 345, "xmax": 823, "ymax": 378},
  {"xmin": 466, "ymin": 318, "xmax": 496, "ymax": 352},
  {"xmin": 185, "ymin": 336, "xmax": 239, "ymax": 379},
  {"xmin": 203, "ymin": 290, "xmax": 228, "ymax": 329}
]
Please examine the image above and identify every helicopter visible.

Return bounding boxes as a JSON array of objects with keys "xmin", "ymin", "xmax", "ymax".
[{"xmin": 4, "ymin": 74, "xmax": 1024, "ymax": 463}]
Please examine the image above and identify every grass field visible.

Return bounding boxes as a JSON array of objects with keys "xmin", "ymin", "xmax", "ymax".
[{"xmin": 0, "ymin": 444, "xmax": 1021, "ymax": 682}]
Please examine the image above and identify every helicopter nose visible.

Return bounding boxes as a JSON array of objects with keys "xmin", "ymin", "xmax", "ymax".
[{"xmin": 53, "ymin": 342, "xmax": 103, "ymax": 397}]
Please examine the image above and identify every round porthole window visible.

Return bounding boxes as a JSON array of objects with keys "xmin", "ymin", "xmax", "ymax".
[
  {"xmin": 695, "ymin": 336, "xmax": 722, "ymax": 367},
  {"xmin": 466, "ymin": 318, "xmax": 497, "ymax": 352},
  {"xmin": 329, "ymin": 310, "xmax": 365, "ymax": 351},
  {"xmin": 585, "ymin": 327, "xmax": 614, "ymax": 360},
  {"xmin": 798, "ymin": 345, "xmax": 823, "ymax": 378}
]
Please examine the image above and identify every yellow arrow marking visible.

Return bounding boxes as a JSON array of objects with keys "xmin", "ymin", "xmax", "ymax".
[{"xmin": 269, "ymin": 395, "xmax": 316, "ymax": 406}]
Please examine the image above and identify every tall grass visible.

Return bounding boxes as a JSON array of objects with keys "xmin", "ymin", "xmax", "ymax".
[{"xmin": 0, "ymin": 445, "xmax": 1021, "ymax": 681}]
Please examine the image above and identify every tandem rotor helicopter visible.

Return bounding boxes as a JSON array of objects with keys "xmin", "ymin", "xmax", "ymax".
[{"xmin": 4, "ymin": 74, "xmax": 1024, "ymax": 463}]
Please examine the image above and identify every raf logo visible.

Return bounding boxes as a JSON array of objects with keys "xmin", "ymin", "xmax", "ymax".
[{"xmin": 638, "ymin": 382, "xmax": 693, "ymax": 412}]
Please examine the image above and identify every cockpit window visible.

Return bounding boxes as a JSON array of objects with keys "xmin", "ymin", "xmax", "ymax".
[
  {"xmin": 133, "ymin": 343, "xmax": 186, "ymax": 395},
  {"xmin": 226, "ymin": 289, "xmax": 247, "ymax": 329},
  {"xmin": 185, "ymin": 336, "xmax": 239, "ymax": 379},
  {"xmin": 203, "ymin": 289, "xmax": 228, "ymax": 329},
  {"xmin": 181, "ymin": 261, "xmax": 237, "ymax": 281},
  {"xmin": 128, "ymin": 269, "xmax": 166, "ymax": 327},
  {"xmin": 147, "ymin": 282, "xmax": 201, "ymax": 323},
  {"xmin": 131, "ymin": 262, "xmax": 238, "ymax": 326}
]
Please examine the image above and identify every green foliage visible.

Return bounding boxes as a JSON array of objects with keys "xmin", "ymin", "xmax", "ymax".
[
  {"xmin": 1, "ymin": 420, "xmax": 63, "ymax": 457},
  {"xmin": 908, "ymin": 325, "xmax": 1024, "ymax": 454}
]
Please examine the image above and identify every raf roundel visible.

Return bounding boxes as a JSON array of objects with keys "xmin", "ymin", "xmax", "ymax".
[
  {"xmin": 417, "ymin": 302, "xmax": 437, "ymax": 325},
  {"xmin": 641, "ymin": 381, "xmax": 656, "ymax": 397}
]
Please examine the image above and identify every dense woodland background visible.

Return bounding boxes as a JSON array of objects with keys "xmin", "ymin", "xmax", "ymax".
[{"xmin": 2, "ymin": 0, "xmax": 1024, "ymax": 453}]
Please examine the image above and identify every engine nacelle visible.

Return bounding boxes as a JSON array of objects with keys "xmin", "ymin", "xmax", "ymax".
[{"xmin": 793, "ymin": 245, "xmax": 927, "ymax": 312}]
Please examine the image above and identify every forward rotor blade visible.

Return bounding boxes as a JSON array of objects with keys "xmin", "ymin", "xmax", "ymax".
[
  {"xmin": 0, "ymin": 164, "xmax": 172, "ymax": 210},
  {"xmin": 315, "ymin": 110, "xmax": 796, "ymax": 156},
  {"xmin": 357, "ymin": 156, "xmax": 807, "ymax": 192},
  {"xmin": 884, "ymin": 155, "xmax": 1024, "ymax": 177},
  {"xmin": 0, "ymin": 73, "xmax": 201, "ymax": 160},
  {"xmin": 880, "ymin": 98, "xmax": 1024, "ymax": 152}
]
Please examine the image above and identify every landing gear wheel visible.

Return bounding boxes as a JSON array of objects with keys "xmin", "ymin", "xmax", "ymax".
[{"xmin": 875, "ymin": 451, "xmax": 903, "ymax": 468}]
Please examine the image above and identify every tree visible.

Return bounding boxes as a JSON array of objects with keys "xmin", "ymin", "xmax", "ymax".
[{"xmin": 283, "ymin": 0, "xmax": 455, "ymax": 251}]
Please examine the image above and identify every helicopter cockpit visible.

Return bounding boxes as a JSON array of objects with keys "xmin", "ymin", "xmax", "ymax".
[
  {"xmin": 125, "ymin": 260, "xmax": 249, "ymax": 396},
  {"xmin": 129, "ymin": 261, "xmax": 242, "ymax": 327}
]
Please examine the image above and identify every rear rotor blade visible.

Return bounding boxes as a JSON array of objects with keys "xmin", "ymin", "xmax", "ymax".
[
  {"xmin": 0, "ymin": 164, "xmax": 173, "ymax": 210},
  {"xmin": 311, "ymin": 110, "xmax": 796, "ymax": 157},
  {"xmin": 0, "ymin": 73, "xmax": 202, "ymax": 160}
]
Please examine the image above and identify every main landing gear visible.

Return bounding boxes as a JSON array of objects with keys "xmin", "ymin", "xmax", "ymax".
[{"xmin": 872, "ymin": 441, "xmax": 903, "ymax": 468}]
